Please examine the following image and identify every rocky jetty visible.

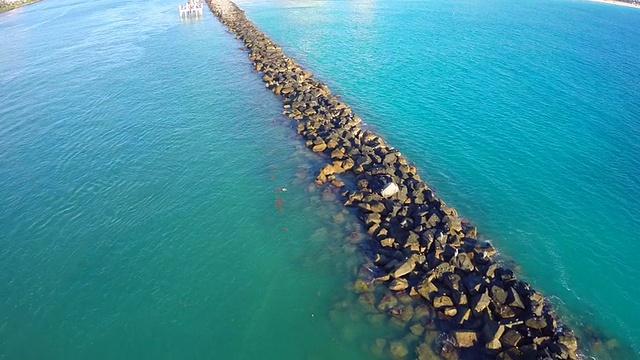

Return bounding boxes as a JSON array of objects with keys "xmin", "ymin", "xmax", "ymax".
[{"xmin": 206, "ymin": 0, "xmax": 580, "ymax": 358}]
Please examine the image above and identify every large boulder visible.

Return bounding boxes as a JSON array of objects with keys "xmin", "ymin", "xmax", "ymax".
[
  {"xmin": 452, "ymin": 331, "xmax": 478, "ymax": 348},
  {"xmin": 525, "ymin": 316, "xmax": 547, "ymax": 330},
  {"xmin": 389, "ymin": 278, "xmax": 409, "ymax": 291},
  {"xmin": 392, "ymin": 257, "xmax": 417, "ymax": 278},
  {"xmin": 381, "ymin": 182, "xmax": 400, "ymax": 197},
  {"xmin": 472, "ymin": 290, "xmax": 491, "ymax": 313},
  {"xmin": 312, "ymin": 142, "xmax": 327, "ymax": 152},
  {"xmin": 500, "ymin": 329, "xmax": 522, "ymax": 347},
  {"xmin": 491, "ymin": 285, "xmax": 508, "ymax": 304},
  {"xmin": 433, "ymin": 295, "xmax": 454, "ymax": 308}
]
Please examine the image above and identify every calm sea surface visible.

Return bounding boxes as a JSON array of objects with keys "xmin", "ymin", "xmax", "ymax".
[{"xmin": 1, "ymin": 0, "xmax": 639, "ymax": 358}]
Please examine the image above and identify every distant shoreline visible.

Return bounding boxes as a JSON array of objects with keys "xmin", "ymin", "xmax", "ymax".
[
  {"xmin": 0, "ymin": 0, "xmax": 42, "ymax": 13},
  {"xmin": 588, "ymin": 0, "xmax": 640, "ymax": 9}
]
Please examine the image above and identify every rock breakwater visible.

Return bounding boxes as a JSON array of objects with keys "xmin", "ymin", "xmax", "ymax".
[{"xmin": 206, "ymin": 0, "xmax": 580, "ymax": 358}]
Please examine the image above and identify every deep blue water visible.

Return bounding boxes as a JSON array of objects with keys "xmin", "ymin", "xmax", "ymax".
[{"xmin": 1, "ymin": 0, "xmax": 640, "ymax": 358}]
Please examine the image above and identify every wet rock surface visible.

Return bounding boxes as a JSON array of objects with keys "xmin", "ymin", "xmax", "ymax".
[{"xmin": 206, "ymin": 0, "xmax": 580, "ymax": 358}]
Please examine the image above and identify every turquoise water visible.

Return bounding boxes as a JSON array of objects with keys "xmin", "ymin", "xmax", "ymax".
[
  {"xmin": 1, "ymin": 0, "xmax": 640, "ymax": 359},
  {"xmin": 238, "ymin": 0, "xmax": 640, "ymax": 356}
]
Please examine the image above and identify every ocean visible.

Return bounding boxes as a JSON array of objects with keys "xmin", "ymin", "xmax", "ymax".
[{"xmin": 1, "ymin": 0, "xmax": 639, "ymax": 358}]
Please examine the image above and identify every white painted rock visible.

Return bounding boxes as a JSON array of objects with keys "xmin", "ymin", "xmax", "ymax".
[{"xmin": 381, "ymin": 182, "xmax": 399, "ymax": 197}]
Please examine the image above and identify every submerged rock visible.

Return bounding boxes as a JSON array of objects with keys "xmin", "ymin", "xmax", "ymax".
[
  {"xmin": 358, "ymin": 293, "xmax": 377, "ymax": 313},
  {"xmin": 410, "ymin": 323, "xmax": 425, "ymax": 336},
  {"xmin": 416, "ymin": 342, "xmax": 438, "ymax": 360},
  {"xmin": 378, "ymin": 293, "xmax": 398, "ymax": 311},
  {"xmin": 371, "ymin": 338, "xmax": 387, "ymax": 357},
  {"xmin": 354, "ymin": 279, "xmax": 373, "ymax": 293},
  {"xmin": 390, "ymin": 340, "xmax": 409, "ymax": 359},
  {"xmin": 367, "ymin": 313, "xmax": 387, "ymax": 326}
]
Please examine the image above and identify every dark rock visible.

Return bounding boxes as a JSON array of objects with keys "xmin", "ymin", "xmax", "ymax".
[
  {"xmin": 519, "ymin": 344, "xmax": 539, "ymax": 359},
  {"xmin": 491, "ymin": 285, "xmax": 508, "ymax": 304},
  {"xmin": 462, "ymin": 276, "xmax": 485, "ymax": 295},
  {"xmin": 493, "ymin": 303, "xmax": 517, "ymax": 319},
  {"xmin": 501, "ymin": 329, "xmax": 522, "ymax": 347},
  {"xmin": 483, "ymin": 321, "xmax": 506, "ymax": 342},
  {"xmin": 444, "ymin": 273, "xmax": 462, "ymax": 292},
  {"xmin": 450, "ymin": 253, "xmax": 475, "ymax": 272},
  {"xmin": 485, "ymin": 263, "xmax": 500, "ymax": 279},
  {"xmin": 496, "ymin": 348, "xmax": 523, "ymax": 360},
  {"xmin": 454, "ymin": 307, "xmax": 471, "ymax": 325},
  {"xmin": 441, "ymin": 244, "xmax": 457, "ymax": 261},
  {"xmin": 499, "ymin": 268, "xmax": 517, "ymax": 285},
  {"xmin": 426, "ymin": 213, "xmax": 440, "ymax": 229}
]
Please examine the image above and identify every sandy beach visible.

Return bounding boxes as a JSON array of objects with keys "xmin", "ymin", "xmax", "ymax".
[{"xmin": 589, "ymin": 0, "xmax": 640, "ymax": 8}]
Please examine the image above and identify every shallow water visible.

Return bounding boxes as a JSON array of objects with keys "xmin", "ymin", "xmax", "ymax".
[
  {"xmin": 1, "ymin": 0, "xmax": 640, "ymax": 358},
  {"xmin": 1, "ymin": 1, "xmax": 402, "ymax": 358}
]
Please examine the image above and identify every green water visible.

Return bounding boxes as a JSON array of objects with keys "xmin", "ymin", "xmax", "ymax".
[
  {"xmin": 2, "ymin": 0, "xmax": 640, "ymax": 358},
  {"xmin": 0, "ymin": 0, "xmax": 398, "ymax": 358}
]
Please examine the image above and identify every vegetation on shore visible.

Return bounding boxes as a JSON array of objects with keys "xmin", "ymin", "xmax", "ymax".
[{"xmin": 0, "ymin": 0, "xmax": 41, "ymax": 13}]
